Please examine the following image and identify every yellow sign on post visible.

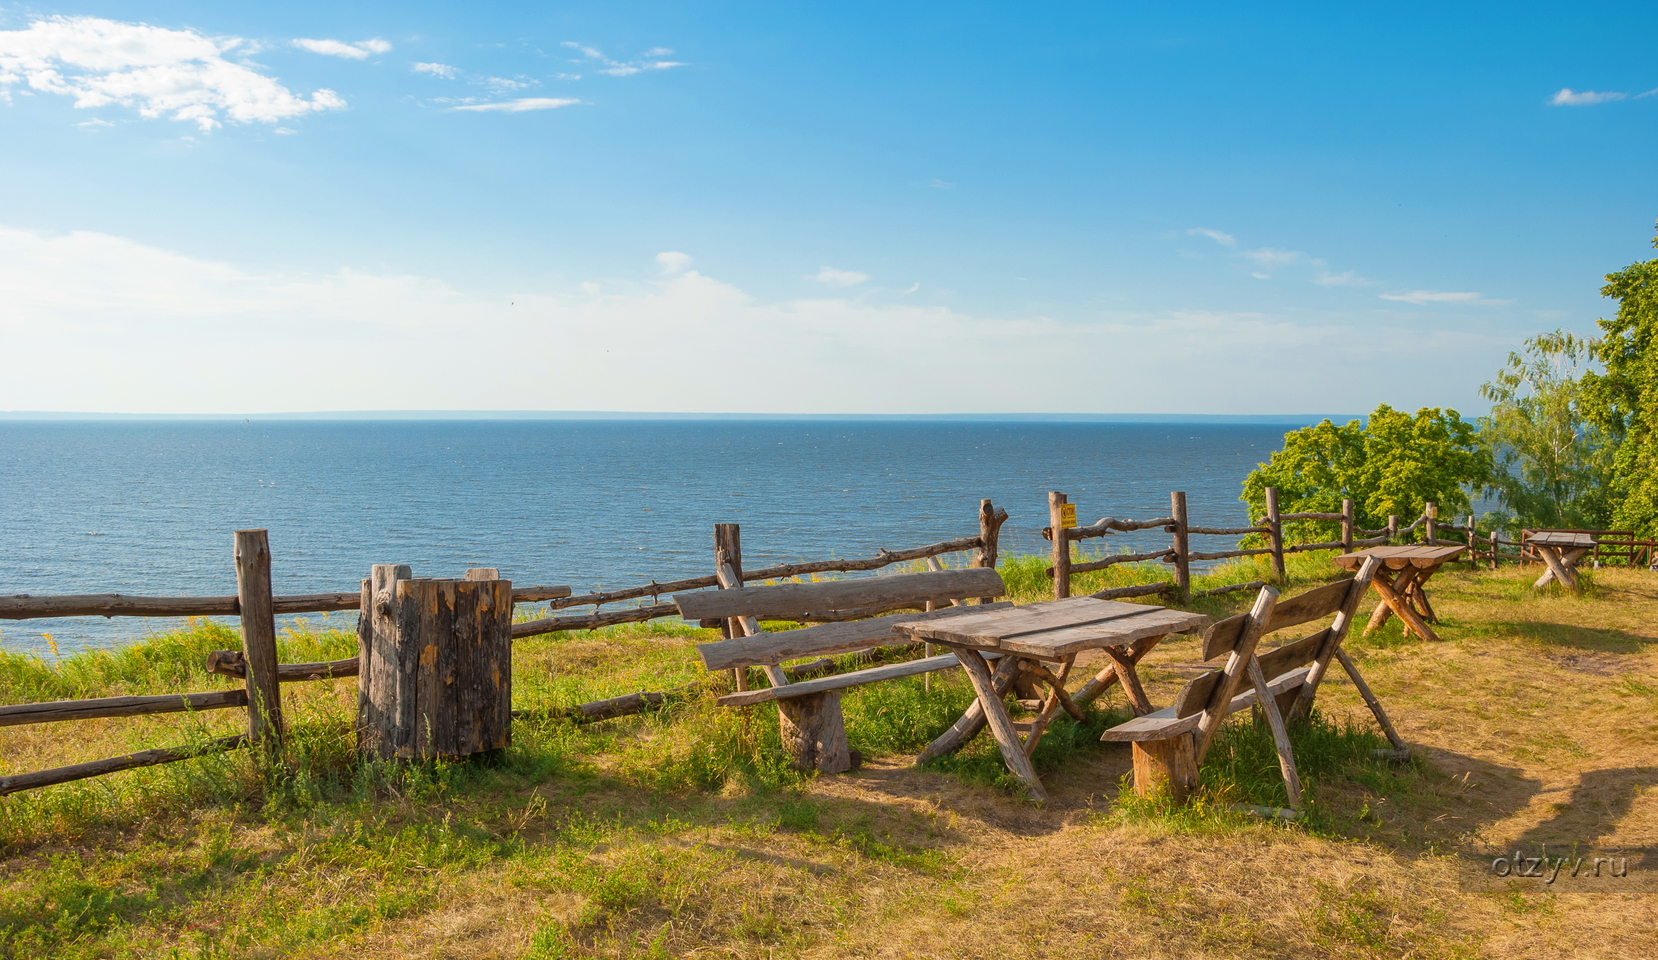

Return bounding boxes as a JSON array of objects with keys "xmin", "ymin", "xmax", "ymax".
[{"xmin": 1059, "ymin": 503, "xmax": 1077, "ymax": 529}]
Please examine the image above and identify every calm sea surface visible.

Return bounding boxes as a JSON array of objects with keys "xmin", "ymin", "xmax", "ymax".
[{"xmin": 0, "ymin": 420, "xmax": 1295, "ymax": 654}]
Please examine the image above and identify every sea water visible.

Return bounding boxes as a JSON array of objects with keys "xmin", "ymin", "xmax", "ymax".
[{"xmin": 0, "ymin": 420, "xmax": 1298, "ymax": 654}]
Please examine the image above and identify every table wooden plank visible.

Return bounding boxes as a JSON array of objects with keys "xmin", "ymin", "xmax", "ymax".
[
  {"xmin": 1526, "ymin": 531, "xmax": 1596, "ymax": 548},
  {"xmin": 985, "ymin": 609, "xmax": 1211, "ymax": 659},
  {"xmin": 1334, "ymin": 545, "xmax": 1465, "ymax": 570},
  {"xmin": 893, "ymin": 597, "xmax": 1154, "ymax": 644}
]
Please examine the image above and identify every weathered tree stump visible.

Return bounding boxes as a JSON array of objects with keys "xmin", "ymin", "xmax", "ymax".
[
  {"xmin": 776, "ymin": 691, "xmax": 854, "ymax": 774},
  {"xmin": 358, "ymin": 567, "xmax": 513, "ymax": 760},
  {"xmin": 1131, "ymin": 732, "xmax": 1198, "ymax": 803}
]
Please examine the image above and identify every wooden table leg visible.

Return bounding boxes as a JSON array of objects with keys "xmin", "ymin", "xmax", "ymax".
[
  {"xmin": 1409, "ymin": 566, "xmax": 1439, "ymax": 622},
  {"xmin": 1370, "ymin": 572, "xmax": 1441, "ymax": 642},
  {"xmin": 915, "ymin": 653, "xmax": 1021, "ymax": 764},
  {"xmin": 1072, "ymin": 634, "xmax": 1165, "ymax": 707},
  {"xmin": 952, "ymin": 647, "xmax": 1048, "ymax": 802},
  {"xmin": 1534, "ymin": 546, "xmax": 1587, "ymax": 591},
  {"xmin": 1103, "ymin": 647, "xmax": 1155, "ymax": 716},
  {"xmin": 1363, "ymin": 569, "xmax": 1404, "ymax": 635},
  {"xmin": 1020, "ymin": 658, "xmax": 1076, "ymax": 756}
]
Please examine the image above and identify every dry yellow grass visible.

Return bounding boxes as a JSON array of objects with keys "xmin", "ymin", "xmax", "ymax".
[{"xmin": 2, "ymin": 564, "xmax": 1656, "ymax": 958}]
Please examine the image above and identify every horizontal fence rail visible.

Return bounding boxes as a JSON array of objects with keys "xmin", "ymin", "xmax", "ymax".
[{"xmin": 0, "ymin": 584, "xmax": 573, "ymax": 621}]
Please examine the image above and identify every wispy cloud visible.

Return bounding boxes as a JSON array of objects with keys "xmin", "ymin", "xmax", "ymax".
[
  {"xmin": 1312, "ymin": 270, "xmax": 1370, "ymax": 287},
  {"xmin": 1550, "ymin": 87, "xmax": 1626, "ymax": 106},
  {"xmin": 1380, "ymin": 290, "xmax": 1506, "ymax": 305},
  {"xmin": 0, "ymin": 16, "xmax": 344, "ymax": 131},
  {"xmin": 413, "ymin": 62, "xmax": 458, "ymax": 79},
  {"xmin": 560, "ymin": 41, "xmax": 685, "ymax": 77},
  {"xmin": 929, "ymin": 178, "xmax": 954, "ymax": 189},
  {"xmin": 483, "ymin": 76, "xmax": 537, "ymax": 92},
  {"xmin": 449, "ymin": 97, "xmax": 579, "ymax": 113},
  {"xmin": 1244, "ymin": 248, "xmax": 1301, "ymax": 268},
  {"xmin": 293, "ymin": 38, "xmax": 391, "ymax": 60},
  {"xmin": 1186, "ymin": 227, "xmax": 1237, "ymax": 248},
  {"xmin": 813, "ymin": 267, "xmax": 870, "ymax": 287}
]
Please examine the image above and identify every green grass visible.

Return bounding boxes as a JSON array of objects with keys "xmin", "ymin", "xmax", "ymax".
[{"xmin": 0, "ymin": 552, "xmax": 1574, "ymax": 958}]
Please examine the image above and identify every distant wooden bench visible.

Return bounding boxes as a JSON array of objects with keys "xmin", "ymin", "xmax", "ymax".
[
  {"xmin": 675, "ymin": 562, "xmax": 1009, "ymax": 774},
  {"xmin": 1100, "ymin": 556, "xmax": 1404, "ymax": 808}
]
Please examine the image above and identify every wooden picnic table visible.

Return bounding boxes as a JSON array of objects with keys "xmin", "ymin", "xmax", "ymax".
[
  {"xmin": 1524, "ymin": 531, "xmax": 1597, "ymax": 592},
  {"xmin": 893, "ymin": 597, "xmax": 1210, "ymax": 802},
  {"xmin": 1333, "ymin": 544, "xmax": 1466, "ymax": 642}
]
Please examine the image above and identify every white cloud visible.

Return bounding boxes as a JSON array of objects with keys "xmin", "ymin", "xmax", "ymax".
[
  {"xmin": 0, "ymin": 224, "xmax": 1505, "ymax": 414},
  {"xmin": 0, "ymin": 16, "xmax": 344, "ymax": 131},
  {"xmin": 1244, "ymin": 248, "xmax": 1301, "ymax": 267},
  {"xmin": 1312, "ymin": 270, "xmax": 1369, "ymax": 287},
  {"xmin": 1186, "ymin": 227, "xmax": 1236, "ymax": 248},
  {"xmin": 901, "ymin": 282, "xmax": 920, "ymax": 295},
  {"xmin": 1550, "ymin": 88, "xmax": 1626, "ymax": 106},
  {"xmin": 449, "ymin": 97, "xmax": 579, "ymax": 113},
  {"xmin": 560, "ymin": 41, "xmax": 685, "ymax": 78},
  {"xmin": 483, "ymin": 76, "xmax": 536, "ymax": 92},
  {"xmin": 813, "ymin": 267, "xmax": 870, "ymax": 287},
  {"xmin": 1380, "ymin": 290, "xmax": 1506, "ymax": 305},
  {"xmin": 929, "ymin": 178, "xmax": 955, "ymax": 189},
  {"xmin": 77, "ymin": 117, "xmax": 113, "ymax": 128},
  {"xmin": 292, "ymin": 38, "xmax": 391, "ymax": 60},
  {"xmin": 1251, "ymin": 272, "xmax": 1271, "ymax": 280},
  {"xmin": 656, "ymin": 251, "xmax": 692, "ymax": 275},
  {"xmin": 413, "ymin": 62, "xmax": 458, "ymax": 79}
]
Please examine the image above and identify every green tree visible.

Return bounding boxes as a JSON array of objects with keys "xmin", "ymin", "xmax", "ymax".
[
  {"xmin": 1478, "ymin": 330, "xmax": 1614, "ymax": 530},
  {"xmin": 1581, "ymin": 225, "xmax": 1658, "ymax": 538},
  {"xmin": 1241, "ymin": 404, "xmax": 1491, "ymax": 540}
]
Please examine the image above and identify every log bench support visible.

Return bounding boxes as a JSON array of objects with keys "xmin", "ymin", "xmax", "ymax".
[
  {"xmin": 778, "ymin": 691, "xmax": 854, "ymax": 773},
  {"xmin": 1131, "ymin": 733, "xmax": 1199, "ymax": 803}
]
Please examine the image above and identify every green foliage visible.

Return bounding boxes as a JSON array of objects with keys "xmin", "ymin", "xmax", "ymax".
[
  {"xmin": 1478, "ymin": 330, "xmax": 1614, "ymax": 531},
  {"xmin": 1240, "ymin": 404, "xmax": 1491, "ymax": 538},
  {"xmin": 1581, "ymin": 224, "xmax": 1658, "ymax": 538}
]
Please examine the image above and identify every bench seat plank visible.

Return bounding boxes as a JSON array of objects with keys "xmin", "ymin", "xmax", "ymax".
[
  {"xmin": 717, "ymin": 654, "xmax": 964, "ymax": 707},
  {"xmin": 1100, "ymin": 666, "xmax": 1313, "ymax": 742},
  {"xmin": 696, "ymin": 602, "xmax": 1012, "ymax": 671}
]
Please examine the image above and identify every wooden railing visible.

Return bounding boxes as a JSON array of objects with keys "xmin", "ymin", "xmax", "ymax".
[{"xmin": 1040, "ymin": 488, "xmax": 1419, "ymax": 601}]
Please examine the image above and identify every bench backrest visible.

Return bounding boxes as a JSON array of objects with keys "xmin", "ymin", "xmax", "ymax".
[
  {"xmin": 1174, "ymin": 556, "xmax": 1381, "ymax": 759},
  {"xmin": 680, "ymin": 568, "xmax": 1008, "ymax": 672}
]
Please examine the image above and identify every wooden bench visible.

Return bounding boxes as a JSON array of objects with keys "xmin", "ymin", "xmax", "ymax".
[
  {"xmin": 675, "ymin": 563, "xmax": 1009, "ymax": 774},
  {"xmin": 1100, "ymin": 556, "xmax": 1404, "ymax": 808}
]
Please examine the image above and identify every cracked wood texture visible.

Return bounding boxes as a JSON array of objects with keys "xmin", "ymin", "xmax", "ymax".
[{"xmin": 359, "ymin": 574, "xmax": 513, "ymax": 760}]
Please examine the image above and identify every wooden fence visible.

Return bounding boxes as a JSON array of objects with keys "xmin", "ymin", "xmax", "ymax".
[
  {"xmin": 1040, "ymin": 488, "xmax": 1442, "ymax": 601},
  {"xmin": 0, "ymin": 529, "xmax": 573, "ymax": 797},
  {"xmin": 0, "ymin": 500, "xmax": 1011, "ymax": 796}
]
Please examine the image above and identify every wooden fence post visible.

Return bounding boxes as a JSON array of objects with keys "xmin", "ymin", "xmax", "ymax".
[
  {"xmin": 1264, "ymin": 487, "xmax": 1286, "ymax": 581},
  {"xmin": 233, "ymin": 529, "xmax": 283, "ymax": 757},
  {"xmin": 358, "ymin": 563, "xmax": 411, "ymax": 753},
  {"xmin": 976, "ymin": 499, "xmax": 1008, "ymax": 604},
  {"xmin": 1465, "ymin": 515, "xmax": 1477, "ymax": 567},
  {"xmin": 1490, "ymin": 531, "xmax": 1500, "ymax": 570},
  {"xmin": 714, "ymin": 523, "xmax": 746, "ymax": 690},
  {"xmin": 1425, "ymin": 502, "xmax": 1438, "ymax": 545},
  {"xmin": 1340, "ymin": 500, "xmax": 1354, "ymax": 555},
  {"xmin": 1387, "ymin": 515, "xmax": 1399, "ymax": 543},
  {"xmin": 1171, "ymin": 491, "xmax": 1191, "ymax": 602},
  {"xmin": 1049, "ymin": 491, "xmax": 1071, "ymax": 599}
]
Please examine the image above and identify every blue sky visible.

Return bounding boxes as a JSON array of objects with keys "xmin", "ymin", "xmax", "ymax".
[{"xmin": 2, "ymin": 2, "xmax": 1655, "ymax": 415}]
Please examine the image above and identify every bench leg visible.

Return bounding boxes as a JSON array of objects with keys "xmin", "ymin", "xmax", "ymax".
[
  {"xmin": 1131, "ymin": 733, "xmax": 1198, "ymax": 803},
  {"xmin": 777, "ymin": 691, "xmax": 854, "ymax": 774}
]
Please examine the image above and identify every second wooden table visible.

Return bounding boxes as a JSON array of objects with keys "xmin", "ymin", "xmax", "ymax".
[{"xmin": 1333, "ymin": 544, "xmax": 1466, "ymax": 642}]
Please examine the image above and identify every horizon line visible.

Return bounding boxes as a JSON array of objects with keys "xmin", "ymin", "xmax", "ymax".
[{"xmin": 0, "ymin": 410, "xmax": 1359, "ymax": 424}]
